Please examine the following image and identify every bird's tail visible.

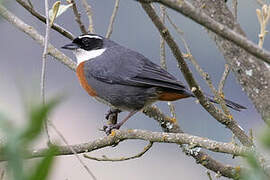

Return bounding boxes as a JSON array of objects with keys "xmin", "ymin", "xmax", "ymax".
[{"xmin": 204, "ymin": 93, "xmax": 247, "ymax": 111}]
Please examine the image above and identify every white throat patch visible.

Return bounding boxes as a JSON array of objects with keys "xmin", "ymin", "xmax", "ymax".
[{"xmin": 73, "ymin": 48, "xmax": 106, "ymax": 65}]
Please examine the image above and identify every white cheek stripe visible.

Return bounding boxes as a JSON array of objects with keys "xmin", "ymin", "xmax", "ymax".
[
  {"xmin": 78, "ymin": 35, "xmax": 102, "ymax": 39},
  {"xmin": 74, "ymin": 48, "xmax": 106, "ymax": 65}
]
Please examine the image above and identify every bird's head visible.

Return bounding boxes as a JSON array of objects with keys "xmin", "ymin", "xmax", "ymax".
[{"xmin": 62, "ymin": 34, "xmax": 108, "ymax": 65}]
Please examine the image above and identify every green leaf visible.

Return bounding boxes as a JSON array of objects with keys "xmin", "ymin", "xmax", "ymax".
[
  {"xmin": 241, "ymin": 153, "xmax": 268, "ymax": 180},
  {"xmin": 0, "ymin": 112, "xmax": 14, "ymax": 133},
  {"xmin": 0, "ymin": 112, "xmax": 24, "ymax": 180},
  {"xmin": 21, "ymin": 98, "xmax": 60, "ymax": 144},
  {"xmin": 260, "ymin": 128, "xmax": 270, "ymax": 148},
  {"xmin": 4, "ymin": 133, "xmax": 24, "ymax": 180},
  {"xmin": 28, "ymin": 145, "xmax": 58, "ymax": 180}
]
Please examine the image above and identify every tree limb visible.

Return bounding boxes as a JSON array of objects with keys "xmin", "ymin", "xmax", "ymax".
[{"xmin": 0, "ymin": 129, "xmax": 250, "ymax": 162}]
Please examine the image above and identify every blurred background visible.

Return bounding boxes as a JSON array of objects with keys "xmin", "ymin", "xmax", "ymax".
[{"xmin": 0, "ymin": 0, "xmax": 267, "ymax": 179}]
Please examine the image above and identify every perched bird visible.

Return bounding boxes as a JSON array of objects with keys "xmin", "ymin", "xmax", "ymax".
[{"xmin": 62, "ymin": 34, "xmax": 246, "ymax": 134}]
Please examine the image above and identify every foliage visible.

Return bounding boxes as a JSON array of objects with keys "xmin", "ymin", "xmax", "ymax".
[
  {"xmin": 0, "ymin": 99, "xmax": 59, "ymax": 180},
  {"xmin": 240, "ymin": 128, "xmax": 270, "ymax": 180}
]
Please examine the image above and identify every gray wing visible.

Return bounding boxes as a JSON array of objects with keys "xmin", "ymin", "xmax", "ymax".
[{"xmin": 85, "ymin": 46, "xmax": 187, "ymax": 91}]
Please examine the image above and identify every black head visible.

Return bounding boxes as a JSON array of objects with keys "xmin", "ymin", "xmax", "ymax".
[{"xmin": 62, "ymin": 34, "xmax": 104, "ymax": 51}]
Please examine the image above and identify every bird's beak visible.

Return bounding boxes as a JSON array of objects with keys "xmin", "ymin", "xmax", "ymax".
[{"xmin": 61, "ymin": 43, "xmax": 79, "ymax": 50}]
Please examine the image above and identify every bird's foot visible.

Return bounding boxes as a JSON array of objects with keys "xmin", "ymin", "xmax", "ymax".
[
  {"xmin": 105, "ymin": 108, "xmax": 121, "ymax": 120},
  {"xmin": 103, "ymin": 123, "xmax": 121, "ymax": 136}
]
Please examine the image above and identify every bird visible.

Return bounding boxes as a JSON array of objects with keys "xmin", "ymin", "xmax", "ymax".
[{"xmin": 62, "ymin": 34, "xmax": 246, "ymax": 134}]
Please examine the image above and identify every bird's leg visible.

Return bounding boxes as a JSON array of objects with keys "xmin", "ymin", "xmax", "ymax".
[
  {"xmin": 104, "ymin": 110, "xmax": 138, "ymax": 135},
  {"xmin": 105, "ymin": 108, "xmax": 121, "ymax": 130}
]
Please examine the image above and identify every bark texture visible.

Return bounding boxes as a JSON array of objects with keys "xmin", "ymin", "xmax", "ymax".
[{"xmin": 192, "ymin": 0, "xmax": 270, "ymax": 124}]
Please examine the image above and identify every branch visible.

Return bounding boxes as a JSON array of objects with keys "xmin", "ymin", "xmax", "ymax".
[
  {"xmin": 232, "ymin": 0, "xmax": 238, "ymax": 21},
  {"xmin": 218, "ymin": 64, "xmax": 230, "ymax": 95},
  {"xmin": 84, "ymin": 141, "xmax": 153, "ymax": 162},
  {"xmin": 41, "ymin": 0, "xmax": 51, "ymax": 144},
  {"xmin": 81, "ymin": 0, "xmax": 95, "ymax": 33},
  {"xmin": 106, "ymin": 0, "xmax": 120, "ymax": 38},
  {"xmin": 165, "ymin": 9, "xmax": 234, "ymax": 121},
  {"xmin": 159, "ymin": 5, "xmax": 177, "ymax": 120},
  {"xmin": 49, "ymin": 122, "xmax": 97, "ymax": 180},
  {"xmin": 256, "ymin": 5, "xmax": 270, "ymax": 48},
  {"xmin": 140, "ymin": 3, "xmax": 252, "ymax": 147},
  {"xmin": 143, "ymin": 106, "xmax": 242, "ymax": 179},
  {"xmin": 137, "ymin": 0, "xmax": 270, "ymax": 64},
  {"xmin": 70, "ymin": 0, "xmax": 87, "ymax": 34},
  {"xmin": 0, "ymin": 129, "xmax": 250, "ymax": 162},
  {"xmin": 15, "ymin": 0, "xmax": 74, "ymax": 40}
]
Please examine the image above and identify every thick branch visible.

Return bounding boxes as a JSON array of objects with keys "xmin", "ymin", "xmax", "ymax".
[
  {"xmin": 137, "ymin": 0, "xmax": 270, "ymax": 64},
  {"xmin": 0, "ymin": 129, "xmax": 249, "ymax": 161}
]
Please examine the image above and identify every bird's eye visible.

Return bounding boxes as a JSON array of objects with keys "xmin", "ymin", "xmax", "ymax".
[{"xmin": 82, "ymin": 38, "xmax": 91, "ymax": 45}]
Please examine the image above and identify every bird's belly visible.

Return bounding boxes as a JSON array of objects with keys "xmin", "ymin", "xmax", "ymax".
[{"xmin": 87, "ymin": 81, "xmax": 158, "ymax": 111}]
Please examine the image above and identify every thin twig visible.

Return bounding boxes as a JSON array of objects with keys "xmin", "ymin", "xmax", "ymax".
[
  {"xmin": 256, "ymin": 0, "xmax": 266, "ymax": 6},
  {"xmin": 159, "ymin": 5, "xmax": 177, "ymax": 120},
  {"xmin": 160, "ymin": 5, "xmax": 167, "ymax": 69},
  {"xmin": 81, "ymin": 0, "xmax": 95, "ymax": 33},
  {"xmin": 206, "ymin": 171, "xmax": 213, "ymax": 180},
  {"xmin": 256, "ymin": 5, "xmax": 270, "ymax": 48},
  {"xmin": 41, "ymin": 0, "xmax": 51, "ymax": 144},
  {"xmin": 138, "ymin": 0, "xmax": 270, "ymax": 64},
  {"xmin": 106, "ymin": 0, "xmax": 120, "ymax": 38},
  {"xmin": 218, "ymin": 64, "xmax": 230, "ymax": 94},
  {"xmin": 26, "ymin": 0, "xmax": 33, "ymax": 9},
  {"xmin": 166, "ymin": 13, "xmax": 184, "ymax": 36},
  {"xmin": 232, "ymin": 0, "xmax": 238, "ymax": 21},
  {"xmin": 71, "ymin": 0, "xmax": 87, "ymax": 34},
  {"xmin": 84, "ymin": 141, "xmax": 153, "ymax": 162},
  {"xmin": 15, "ymin": 0, "xmax": 74, "ymax": 40},
  {"xmin": 49, "ymin": 122, "xmax": 97, "ymax": 180}
]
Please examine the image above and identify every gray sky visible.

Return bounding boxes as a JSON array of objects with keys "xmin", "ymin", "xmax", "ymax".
[{"xmin": 0, "ymin": 0, "xmax": 267, "ymax": 179}]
